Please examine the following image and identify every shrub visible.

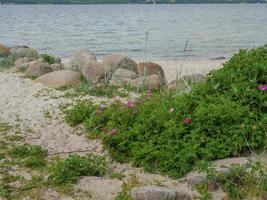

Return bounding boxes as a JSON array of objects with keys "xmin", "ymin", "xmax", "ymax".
[
  {"xmin": 64, "ymin": 46, "xmax": 267, "ymax": 178},
  {"xmin": 9, "ymin": 145, "xmax": 46, "ymax": 169},
  {"xmin": 0, "ymin": 55, "xmax": 17, "ymax": 71},
  {"xmin": 48, "ymin": 154, "xmax": 107, "ymax": 186},
  {"xmin": 41, "ymin": 54, "xmax": 57, "ymax": 65}
]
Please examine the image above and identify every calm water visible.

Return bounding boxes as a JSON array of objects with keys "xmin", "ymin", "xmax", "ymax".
[{"xmin": 0, "ymin": 4, "xmax": 267, "ymax": 59}]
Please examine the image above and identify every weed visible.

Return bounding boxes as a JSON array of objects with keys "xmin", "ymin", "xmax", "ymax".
[
  {"xmin": 110, "ymin": 172, "xmax": 125, "ymax": 180},
  {"xmin": 48, "ymin": 154, "xmax": 107, "ymax": 187}
]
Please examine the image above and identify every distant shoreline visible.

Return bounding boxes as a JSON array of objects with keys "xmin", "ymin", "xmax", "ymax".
[{"xmin": 1, "ymin": 2, "xmax": 266, "ymax": 5}]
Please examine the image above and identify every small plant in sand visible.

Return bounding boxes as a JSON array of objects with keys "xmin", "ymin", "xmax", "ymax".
[
  {"xmin": 0, "ymin": 54, "xmax": 17, "ymax": 71},
  {"xmin": 48, "ymin": 154, "xmax": 107, "ymax": 187}
]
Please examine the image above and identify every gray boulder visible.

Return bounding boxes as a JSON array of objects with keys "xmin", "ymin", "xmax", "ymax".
[
  {"xmin": 137, "ymin": 62, "xmax": 166, "ymax": 83},
  {"xmin": 81, "ymin": 61, "xmax": 106, "ymax": 84},
  {"xmin": 25, "ymin": 59, "xmax": 52, "ymax": 77},
  {"xmin": 102, "ymin": 53, "xmax": 138, "ymax": 74},
  {"xmin": 65, "ymin": 49, "xmax": 97, "ymax": 71},
  {"xmin": 143, "ymin": 74, "xmax": 162, "ymax": 90},
  {"xmin": 131, "ymin": 186, "xmax": 193, "ymax": 200},
  {"xmin": 35, "ymin": 70, "xmax": 81, "ymax": 89},
  {"xmin": 10, "ymin": 46, "xmax": 38, "ymax": 58},
  {"xmin": 110, "ymin": 68, "xmax": 137, "ymax": 86}
]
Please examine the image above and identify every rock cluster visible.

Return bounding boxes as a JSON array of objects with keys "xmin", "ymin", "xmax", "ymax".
[{"xmin": 1, "ymin": 43, "xmax": 206, "ymax": 91}]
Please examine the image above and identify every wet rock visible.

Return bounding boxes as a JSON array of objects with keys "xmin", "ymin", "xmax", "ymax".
[
  {"xmin": 131, "ymin": 185, "xmax": 193, "ymax": 200},
  {"xmin": 25, "ymin": 59, "xmax": 52, "ymax": 77},
  {"xmin": 35, "ymin": 70, "xmax": 81, "ymax": 89},
  {"xmin": 102, "ymin": 53, "xmax": 138, "ymax": 74},
  {"xmin": 0, "ymin": 43, "xmax": 10, "ymax": 56},
  {"xmin": 65, "ymin": 48, "xmax": 97, "ymax": 71},
  {"xmin": 10, "ymin": 46, "xmax": 38, "ymax": 58}
]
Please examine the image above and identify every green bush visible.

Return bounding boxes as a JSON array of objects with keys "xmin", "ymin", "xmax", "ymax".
[
  {"xmin": 0, "ymin": 55, "xmax": 17, "ymax": 71},
  {"xmin": 48, "ymin": 154, "xmax": 107, "ymax": 186},
  {"xmin": 41, "ymin": 54, "xmax": 57, "ymax": 65},
  {"xmin": 65, "ymin": 46, "xmax": 267, "ymax": 178},
  {"xmin": 9, "ymin": 145, "xmax": 46, "ymax": 169}
]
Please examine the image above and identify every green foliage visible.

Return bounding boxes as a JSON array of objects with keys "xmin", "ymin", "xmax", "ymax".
[
  {"xmin": 0, "ymin": 185, "xmax": 10, "ymax": 198},
  {"xmin": 65, "ymin": 101, "xmax": 97, "ymax": 127},
  {"xmin": 110, "ymin": 172, "xmax": 125, "ymax": 180},
  {"xmin": 41, "ymin": 54, "xmax": 57, "ymax": 65},
  {"xmin": 48, "ymin": 154, "xmax": 107, "ymax": 186},
  {"xmin": 198, "ymin": 161, "xmax": 267, "ymax": 199},
  {"xmin": 64, "ymin": 46, "xmax": 267, "ymax": 178},
  {"xmin": 0, "ymin": 55, "xmax": 17, "ymax": 71},
  {"xmin": 9, "ymin": 145, "xmax": 46, "ymax": 169}
]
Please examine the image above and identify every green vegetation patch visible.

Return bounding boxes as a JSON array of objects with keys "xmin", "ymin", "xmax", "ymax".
[
  {"xmin": 48, "ymin": 154, "xmax": 107, "ymax": 186},
  {"xmin": 65, "ymin": 45, "xmax": 267, "ymax": 179},
  {"xmin": 0, "ymin": 55, "xmax": 17, "ymax": 71},
  {"xmin": 9, "ymin": 144, "xmax": 47, "ymax": 169}
]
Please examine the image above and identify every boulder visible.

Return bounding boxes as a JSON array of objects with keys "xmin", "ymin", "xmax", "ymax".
[
  {"xmin": 50, "ymin": 63, "xmax": 64, "ymax": 71},
  {"xmin": 131, "ymin": 186, "xmax": 193, "ymax": 200},
  {"xmin": 168, "ymin": 74, "xmax": 206, "ymax": 91},
  {"xmin": 25, "ymin": 60, "xmax": 52, "ymax": 77},
  {"xmin": 102, "ymin": 53, "xmax": 138, "ymax": 74},
  {"xmin": 110, "ymin": 68, "xmax": 137, "ymax": 86},
  {"xmin": 144, "ymin": 74, "xmax": 162, "ymax": 90},
  {"xmin": 137, "ymin": 62, "xmax": 166, "ymax": 81},
  {"xmin": 65, "ymin": 49, "xmax": 97, "ymax": 71},
  {"xmin": 14, "ymin": 57, "xmax": 34, "ymax": 67},
  {"xmin": 81, "ymin": 61, "xmax": 106, "ymax": 84},
  {"xmin": 75, "ymin": 176, "xmax": 123, "ymax": 200},
  {"xmin": 35, "ymin": 70, "xmax": 81, "ymax": 89},
  {"xmin": 10, "ymin": 46, "xmax": 38, "ymax": 58},
  {"xmin": 0, "ymin": 44, "xmax": 10, "ymax": 56}
]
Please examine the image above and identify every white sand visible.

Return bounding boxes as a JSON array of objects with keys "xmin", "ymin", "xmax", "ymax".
[{"xmin": 138, "ymin": 57, "xmax": 227, "ymax": 82}]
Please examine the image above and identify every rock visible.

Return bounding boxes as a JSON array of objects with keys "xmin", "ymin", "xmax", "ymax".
[
  {"xmin": 75, "ymin": 176, "xmax": 123, "ymax": 200},
  {"xmin": 25, "ymin": 60, "xmax": 52, "ymax": 77},
  {"xmin": 81, "ymin": 61, "xmax": 106, "ymax": 84},
  {"xmin": 168, "ymin": 74, "xmax": 206, "ymax": 91},
  {"xmin": 35, "ymin": 70, "xmax": 81, "ymax": 89},
  {"xmin": 50, "ymin": 63, "xmax": 64, "ymax": 71},
  {"xmin": 137, "ymin": 62, "xmax": 166, "ymax": 81},
  {"xmin": 14, "ymin": 57, "xmax": 34, "ymax": 67},
  {"xmin": 186, "ymin": 171, "xmax": 206, "ymax": 187},
  {"xmin": 11, "ymin": 46, "xmax": 38, "ymax": 58},
  {"xmin": 144, "ymin": 74, "xmax": 162, "ymax": 90},
  {"xmin": 102, "ymin": 53, "xmax": 138, "ymax": 74},
  {"xmin": 110, "ymin": 68, "xmax": 137, "ymax": 86},
  {"xmin": 65, "ymin": 49, "xmax": 97, "ymax": 71},
  {"xmin": 131, "ymin": 185, "xmax": 193, "ymax": 200},
  {"xmin": 0, "ymin": 44, "xmax": 10, "ymax": 56}
]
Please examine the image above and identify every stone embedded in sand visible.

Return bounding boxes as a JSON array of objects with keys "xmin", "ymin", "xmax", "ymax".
[
  {"xmin": 65, "ymin": 48, "xmax": 97, "ymax": 71},
  {"xmin": 75, "ymin": 176, "xmax": 123, "ymax": 200},
  {"xmin": 10, "ymin": 46, "xmax": 38, "ymax": 58},
  {"xmin": 102, "ymin": 53, "xmax": 138, "ymax": 74},
  {"xmin": 110, "ymin": 68, "xmax": 137, "ymax": 86},
  {"xmin": 0, "ymin": 43, "xmax": 10, "ymax": 56},
  {"xmin": 25, "ymin": 59, "xmax": 52, "ymax": 77},
  {"xmin": 81, "ymin": 61, "xmax": 106, "ymax": 84},
  {"xmin": 137, "ymin": 62, "xmax": 166, "ymax": 82},
  {"xmin": 131, "ymin": 185, "xmax": 193, "ymax": 200},
  {"xmin": 35, "ymin": 70, "xmax": 81, "ymax": 88}
]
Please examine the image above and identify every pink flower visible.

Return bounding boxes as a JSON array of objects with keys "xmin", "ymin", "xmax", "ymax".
[
  {"xmin": 115, "ymin": 96, "xmax": 121, "ymax": 102},
  {"xmin": 183, "ymin": 117, "xmax": 191, "ymax": 125},
  {"xmin": 110, "ymin": 128, "xmax": 117, "ymax": 136},
  {"xmin": 258, "ymin": 84, "xmax": 267, "ymax": 91},
  {"xmin": 147, "ymin": 90, "xmax": 152, "ymax": 98},
  {"xmin": 169, "ymin": 107, "xmax": 174, "ymax": 113},
  {"xmin": 126, "ymin": 100, "xmax": 134, "ymax": 108}
]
